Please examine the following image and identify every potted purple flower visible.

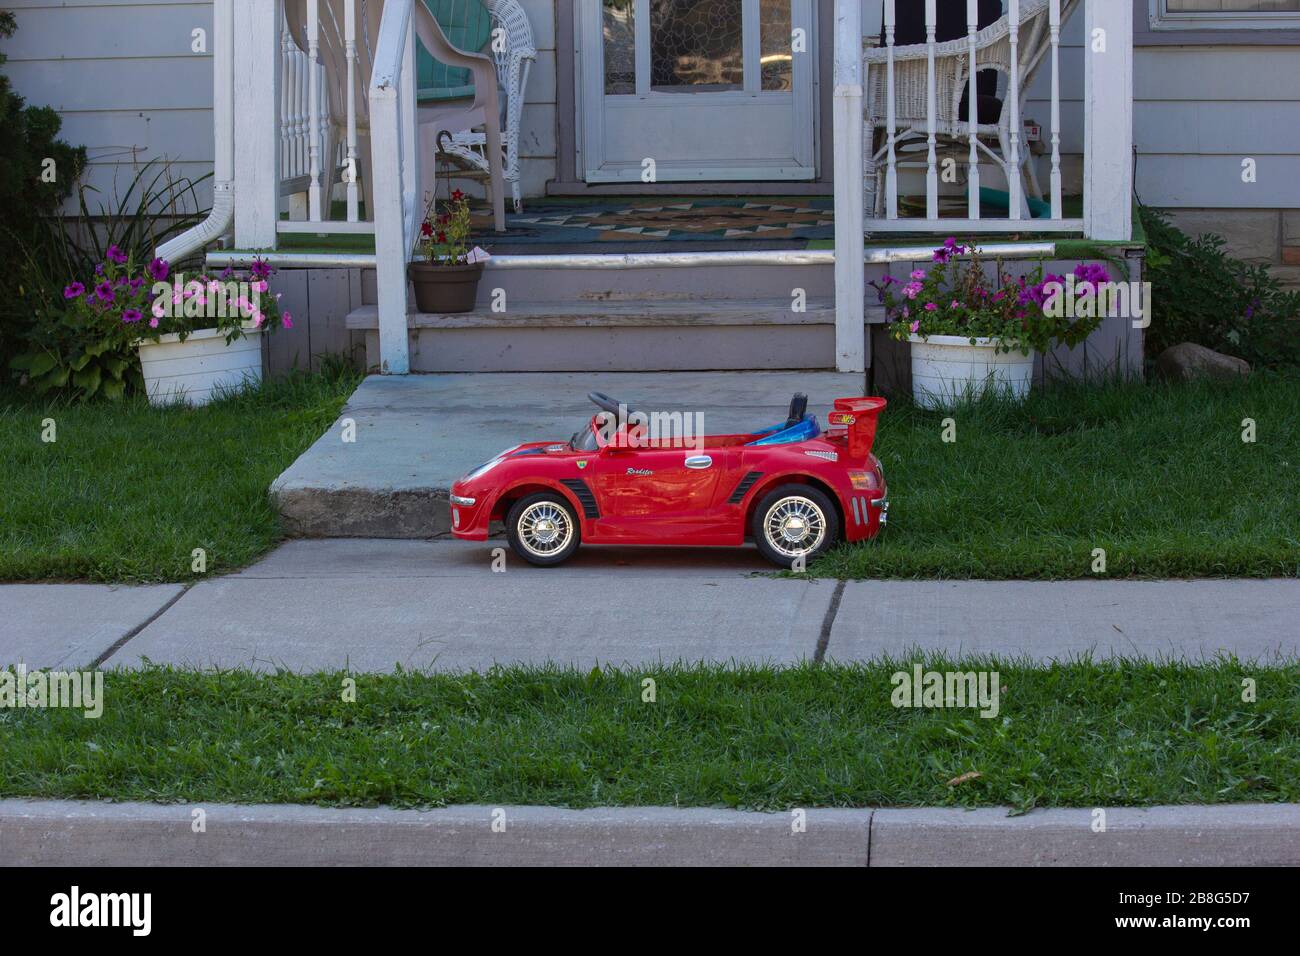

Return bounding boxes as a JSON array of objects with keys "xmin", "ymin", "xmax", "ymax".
[
  {"xmin": 873, "ymin": 239, "xmax": 1108, "ymax": 408},
  {"xmin": 60, "ymin": 248, "xmax": 292, "ymax": 405}
]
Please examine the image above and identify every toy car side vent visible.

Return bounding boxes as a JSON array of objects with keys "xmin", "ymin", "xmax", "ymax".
[
  {"xmin": 559, "ymin": 478, "xmax": 600, "ymax": 519},
  {"xmin": 727, "ymin": 471, "xmax": 764, "ymax": 505}
]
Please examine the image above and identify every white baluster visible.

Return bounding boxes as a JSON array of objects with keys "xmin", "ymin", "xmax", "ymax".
[
  {"xmin": 1007, "ymin": 0, "xmax": 1022, "ymax": 219},
  {"xmin": 288, "ymin": 31, "xmax": 302, "ymax": 182},
  {"xmin": 1049, "ymin": 0, "xmax": 1063, "ymax": 220},
  {"xmin": 966, "ymin": 0, "xmax": 980, "ymax": 219},
  {"xmin": 925, "ymin": 0, "xmax": 937, "ymax": 222},
  {"xmin": 307, "ymin": 0, "xmax": 323, "ymax": 221},
  {"xmin": 345, "ymin": 0, "xmax": 359, "ymax": 221},
  {"xmin": 281, "ymin": 29, "xmax": 291, "ymax": 181},
  {"xmin": 884, "ymin": 0, "xmax": 897, "ymax": 219}
]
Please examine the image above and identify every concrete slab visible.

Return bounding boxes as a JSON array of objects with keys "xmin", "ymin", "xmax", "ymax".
[
  {"xmin": 870, "ymin": 805, "xmax": 1300, "ymax": 867},
  {"xmin": 0, "ymin": 800, "xmax": 867, "ymax": 867},
  {"xmin": 0, "ymin": 584, "xmax": 185, "ymax": 669},
  {"xmin": 271, "ymin": 371, "xmax": 865, "ymax": 537},
  {"xmin": 104, "ymin": 542, "xmax": 833, "ymax": 672},
  {"xmin": 825, "ymin": 580, "xmax": 1300, "ymax": 663}
]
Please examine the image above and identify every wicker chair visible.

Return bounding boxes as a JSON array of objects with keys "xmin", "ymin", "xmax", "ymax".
[
  {"xmin": 863, "ymin": 0, "xmax": 1080, "ymax": 220},
  {"xmin": 432, "ymin": 0, "xmax": 537, "ymax": 213}
]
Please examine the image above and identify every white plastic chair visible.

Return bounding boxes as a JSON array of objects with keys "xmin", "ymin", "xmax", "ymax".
[
  {"xmin": 862, "ymin": 0, "xmax": 1080, "ymax": 220},
  {"xmin": 434, "ymin": 0, "xmax": 536, "ymax": 213}
]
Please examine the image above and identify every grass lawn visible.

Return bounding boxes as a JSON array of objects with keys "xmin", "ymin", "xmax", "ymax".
[
  {"xmin": 816, "ymin": 373, "xmax": 1300, "ymax": 579},
  {"xmin": 1, "ymin": 370, "xmax": 1296, "ymax": 583},
  {"xmin": 2, "ymin": 660, "xmax": 1296, "ymax": 811},
  {"xmin": 0, "ymin": 367, "xmax": 359, "ymax": 583}
]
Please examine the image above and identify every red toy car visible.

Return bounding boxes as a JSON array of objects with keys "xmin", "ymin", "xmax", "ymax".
[{"xmin": 449, "ymin": 391, "xmax": 889, "ymax": 568}]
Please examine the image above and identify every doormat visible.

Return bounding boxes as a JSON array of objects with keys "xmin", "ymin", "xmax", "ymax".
[{"xmin": 471, "ymin": 197, "xmax": 835, "ymax": 244}]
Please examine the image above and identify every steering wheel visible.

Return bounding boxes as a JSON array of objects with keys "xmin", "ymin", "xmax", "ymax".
[{"xmin": 588, "ymin": 392, "xmax": 624, "ymax": 417}]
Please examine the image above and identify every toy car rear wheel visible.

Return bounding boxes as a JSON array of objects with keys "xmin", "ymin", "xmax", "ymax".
[
  {"xmin": 506, "ymin": 493, "xmax": 581, "ymax": 567},
  {"xmin": 752, "ymin": 483, "xmax": 839, "ymax": 569}
]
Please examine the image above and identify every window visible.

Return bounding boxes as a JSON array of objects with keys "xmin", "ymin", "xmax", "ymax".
[{"xmin": 1150, "ymin": 0, "xmax": 1300, "ymax": 31}]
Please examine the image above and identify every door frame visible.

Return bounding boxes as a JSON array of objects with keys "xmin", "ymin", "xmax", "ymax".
[{"xmin": 574, "ymin": 0, "xmax": 819, "ymax": 184}]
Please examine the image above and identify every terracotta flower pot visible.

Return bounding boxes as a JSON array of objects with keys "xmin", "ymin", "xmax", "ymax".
[{"xmin": 407, "ymin": 260, "xmax": 484, "ymax": 314}]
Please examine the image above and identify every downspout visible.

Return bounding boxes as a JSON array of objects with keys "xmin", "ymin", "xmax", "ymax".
[{"xmin": 156, "ymin": 0, "xmax": 236, "ymax": 264}]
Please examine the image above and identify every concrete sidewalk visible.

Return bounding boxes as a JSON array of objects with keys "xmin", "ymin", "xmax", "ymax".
[
  {"xmin": 4, "ymin": 799, "xmax": 1297, "ymax": 866},
  {"xmin": 2, "ymin": 539, "xmax": 1297, "ymax": 672}
]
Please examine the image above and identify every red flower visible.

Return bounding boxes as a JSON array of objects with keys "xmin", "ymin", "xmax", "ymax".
[
  {"xmin": 450, "ymin": 189, "xmax": 464, "ymax": 202},
  {"xmin": 436, "ymin": 231, "xmax": 447, "ymax": 243},
  {"xmin": 437, "ymin": 213, "xmax": 449, "ymax": 225},
  {"xmin": 421, "ymin": 222, "xmax": 433, "ymax": 237}
]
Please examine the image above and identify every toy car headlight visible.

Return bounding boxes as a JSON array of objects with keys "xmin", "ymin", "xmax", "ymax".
[{"xmin": 463, "ymin": 457, "xmax": 505, "ymax": 482}]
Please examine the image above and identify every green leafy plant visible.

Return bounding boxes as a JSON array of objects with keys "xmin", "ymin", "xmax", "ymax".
[
  {"xmin": 1139, "ymin": 204, "xmax": 1300, "ymax": 369},
  {"xmin": 873, "ymin": 238, "xmax": 1108, "ymax": 355}
]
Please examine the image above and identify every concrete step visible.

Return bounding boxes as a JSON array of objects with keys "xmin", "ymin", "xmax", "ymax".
[
  {"xmin": 270, "ymin": 371, "xmax": 868, "ymax": 538},
  {"xmin": 346, "ymin": 299, "xmax": 884, "ymax": 372}
]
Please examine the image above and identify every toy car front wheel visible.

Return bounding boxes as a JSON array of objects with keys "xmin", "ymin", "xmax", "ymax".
[
  {"xmin": 506, "ymin": 493, "xmax": 581, "ymax": 567},
  {"xmin": 752, "ymin": 483, "xmax": 839, "ymax": 569}
]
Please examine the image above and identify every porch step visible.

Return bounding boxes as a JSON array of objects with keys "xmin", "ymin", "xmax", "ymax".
[
  {"xmin": 358, "ymin": 254, "xmax": 844, "ymax": 306},
  {"xmin": 345, "ymin": 298, "xmax": 837, "ymax": 329},
  {"xmin": 346, "ymin": 298, "xmax": 882, "ymax": 372}
]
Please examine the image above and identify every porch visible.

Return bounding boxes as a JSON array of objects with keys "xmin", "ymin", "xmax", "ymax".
[{"xmin": 167, "ymin": 0, "xmax": 1139, "ymax": 377}]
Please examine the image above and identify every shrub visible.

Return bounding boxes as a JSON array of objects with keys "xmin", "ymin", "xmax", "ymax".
[
  {"xmin": 1140, "ymin": 204, "xmax": 1300, "ymax": 369},
  {"xmin": 0, "ymin": 10, "xmax": 88, "ymax": 354}
]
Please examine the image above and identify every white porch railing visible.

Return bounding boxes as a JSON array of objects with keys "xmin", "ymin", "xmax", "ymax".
[{"xmin": 831, "ymin": 0, "xmax": 1134, "ymax": 371}]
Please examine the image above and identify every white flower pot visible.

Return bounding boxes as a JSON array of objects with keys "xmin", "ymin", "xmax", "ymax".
[
  {"xmin": 908, "ymin": 334, "xmax": 1035, "ymax": 410},
  {"xmin": 137, "ymin": 326, "xmax": 263, "ymax": 406}
]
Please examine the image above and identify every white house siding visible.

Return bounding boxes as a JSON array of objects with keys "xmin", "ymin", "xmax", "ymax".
[
  {"xmin": 4, "ymin": 0, "xmax": 216, "ymax": 212},
  {"xmin": 516, "ymin": 0, "xmax": 558, "ymax": 199},
  {"xmin": 1131, "ymin": 45, "xmax": 1300, "ymax": 276}
]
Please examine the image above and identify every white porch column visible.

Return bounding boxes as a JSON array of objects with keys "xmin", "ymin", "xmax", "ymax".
[
  {"xmin": 232, "ymin": 0, "xmax": 281, "ymax": 250},
  {"xmin": 370, "ymin": 0, "xmax": 414, "ymax": 374},
  {"xmin": 1083, "ymin": 0, "xmax": 1133, "ymax": 241},
  {"xmin": 832, "ymin": 0, "xmax": 866, "ymax": 374}
]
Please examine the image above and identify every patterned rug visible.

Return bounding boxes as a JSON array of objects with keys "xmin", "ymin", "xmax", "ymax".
[{"xmin": 471, "ymin": 198, "xmax": 834, "ymax": 244}]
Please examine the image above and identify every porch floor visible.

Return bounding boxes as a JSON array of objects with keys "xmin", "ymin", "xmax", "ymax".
[
  {"xmin": 270, "ymin": 370, "xmax": 864, "ymax": 538},
  {"xmin": 262, "ymin": 193, "xmax": 1100, "ymax": 260}
]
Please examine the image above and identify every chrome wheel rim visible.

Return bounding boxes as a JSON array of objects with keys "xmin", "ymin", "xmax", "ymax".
[
  {"xmin": 763, "ymin": 496, "xmax": 826, "ymax": 558},
  {"xmin": 517, "ymin": 502, "xmax": 573, "ymax": 558}
]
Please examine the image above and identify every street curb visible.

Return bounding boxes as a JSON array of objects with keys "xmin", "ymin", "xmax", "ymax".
[{"xmin": 2, "ymin": 800, "xmax": 1298, "ymax": 866}]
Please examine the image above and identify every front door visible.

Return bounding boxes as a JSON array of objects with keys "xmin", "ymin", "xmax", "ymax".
[{"xmin": 579, "ymin": 0, "xmax": 817, "ymax": 183}]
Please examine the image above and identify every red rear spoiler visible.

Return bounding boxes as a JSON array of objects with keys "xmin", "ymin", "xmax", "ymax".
[{"xmin": 827, "ymin": 397, "xmax": 887, "ymax": 463}]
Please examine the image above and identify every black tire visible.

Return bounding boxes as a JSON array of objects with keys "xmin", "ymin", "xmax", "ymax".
[
  {"xmin": 751, "ymin": 483, "xmax": 840, "ymax": 569},
  {"xmin": 505, "ymin": 492, "xmax": 582, "ymax": 567}
]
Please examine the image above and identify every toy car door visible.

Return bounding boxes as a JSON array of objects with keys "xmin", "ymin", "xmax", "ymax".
[{"xmin": 588, "ymin": 446, "xmax": 738, "ymax": 544}]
